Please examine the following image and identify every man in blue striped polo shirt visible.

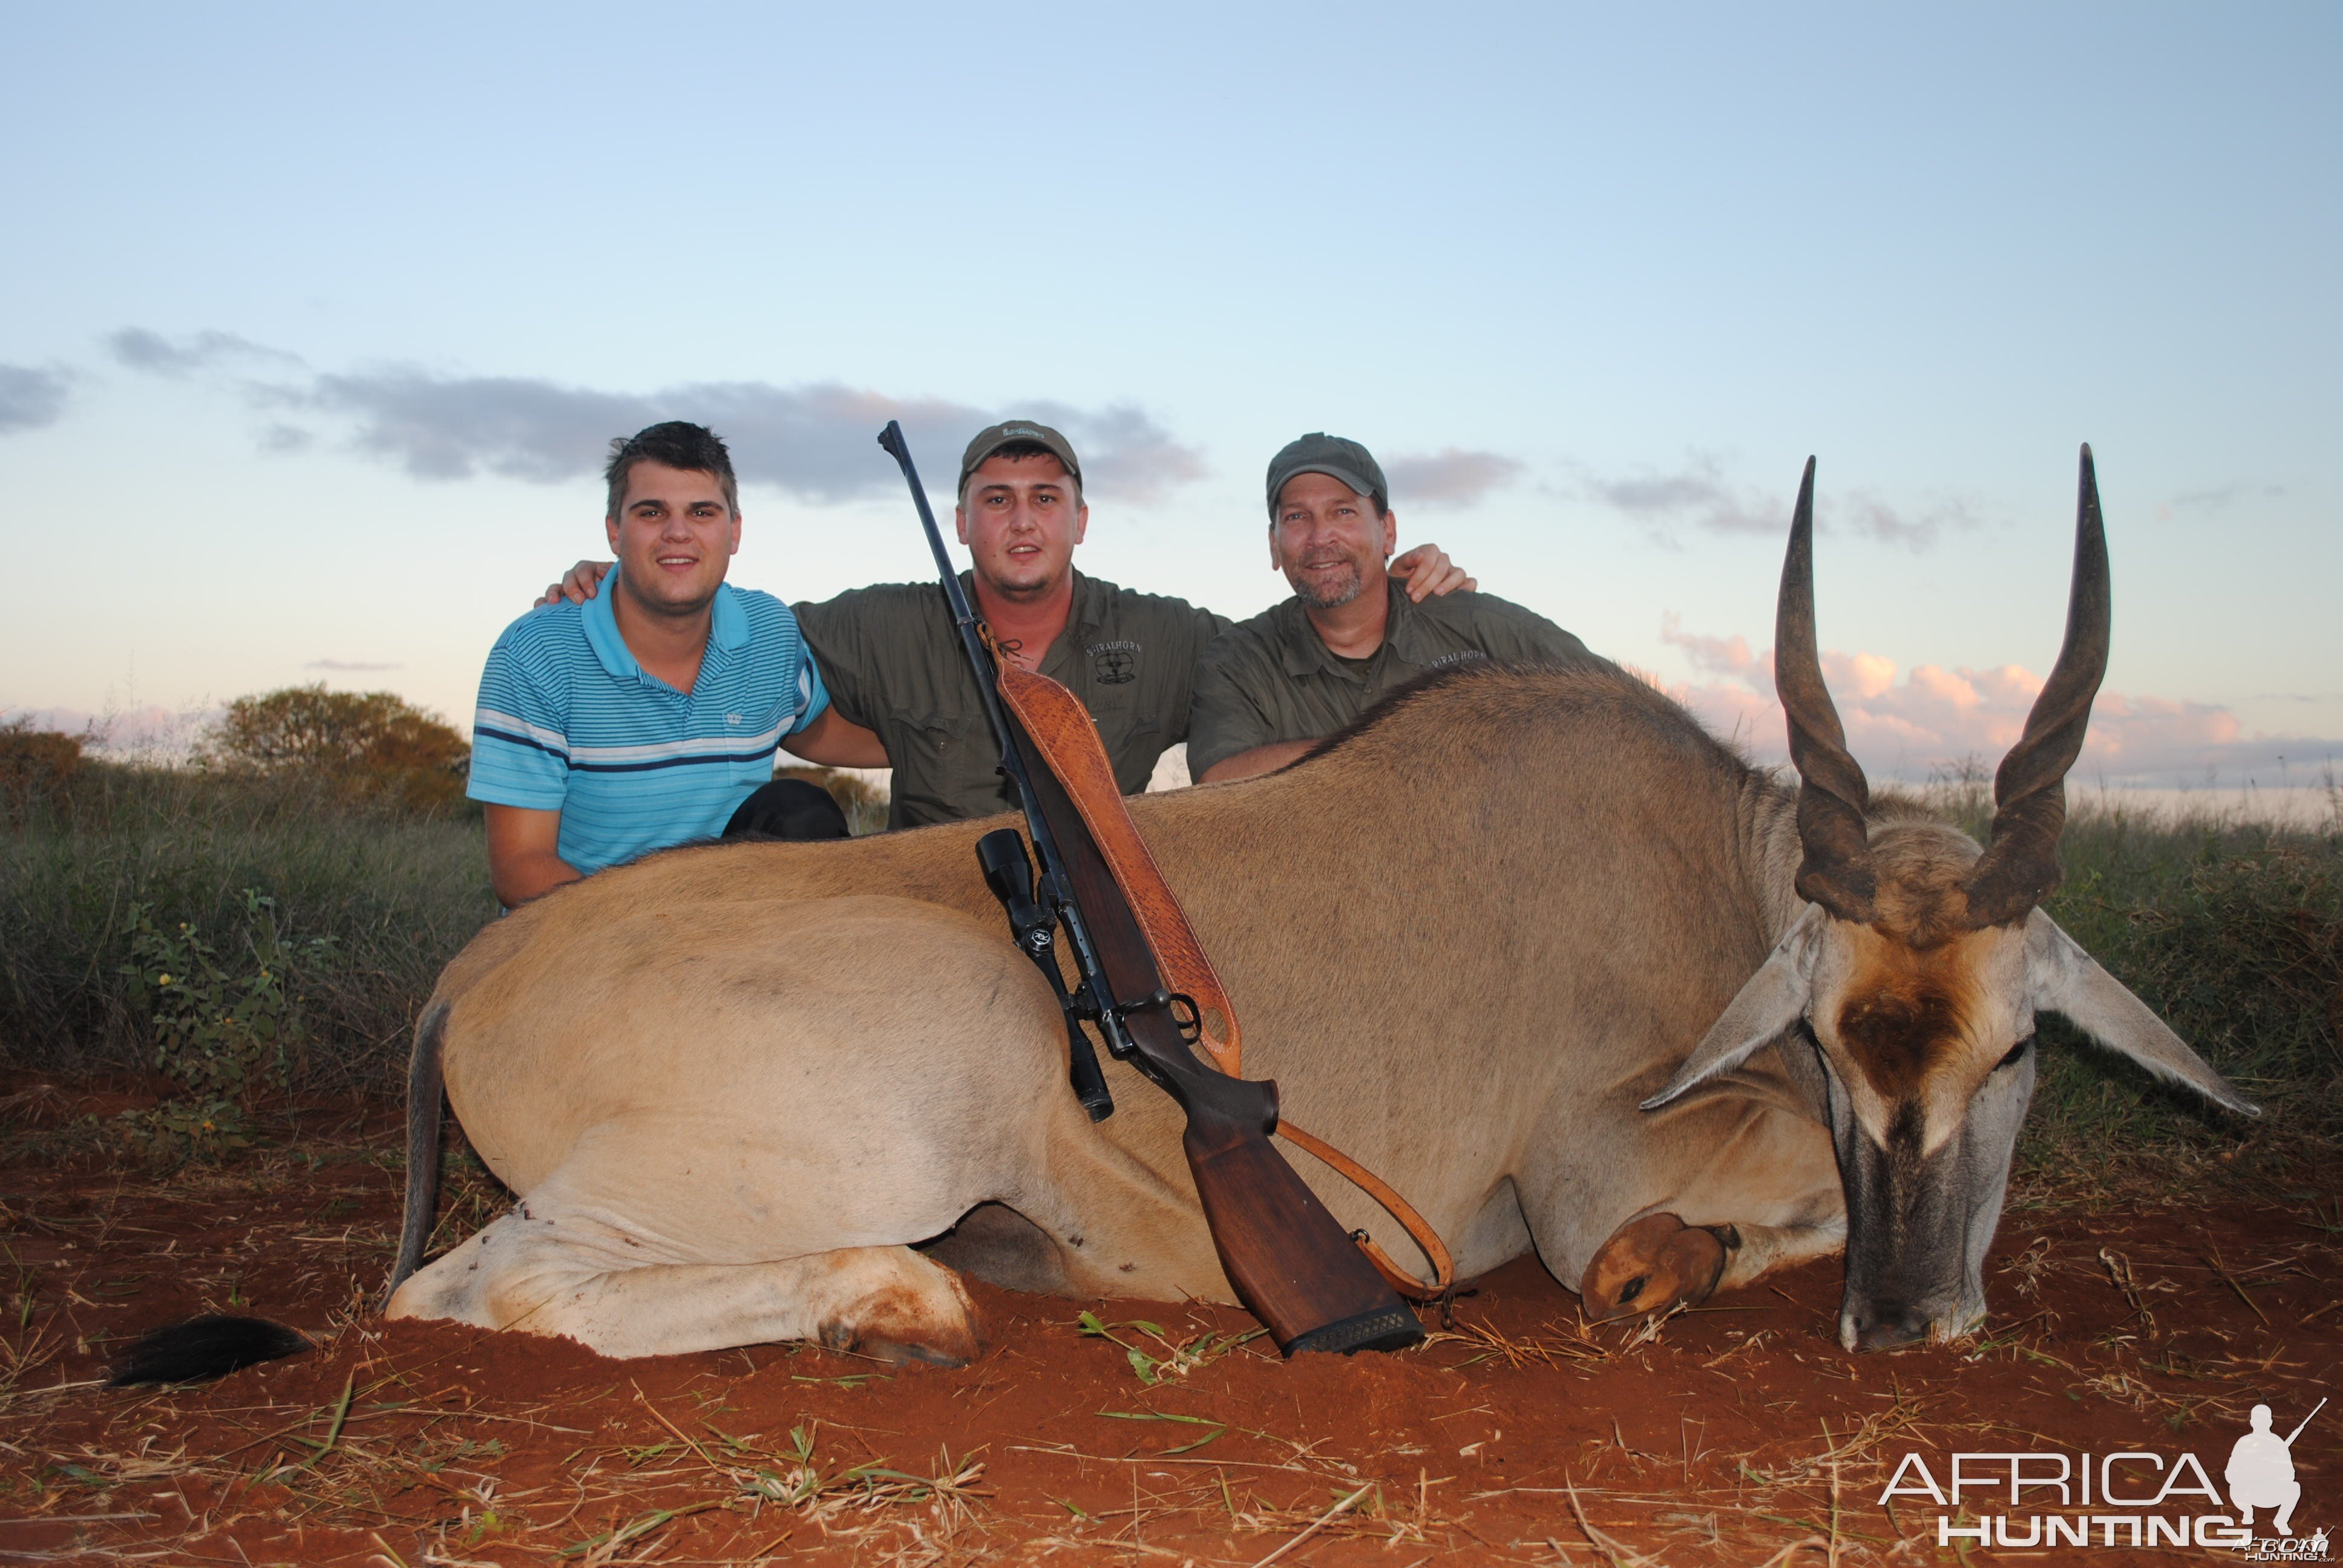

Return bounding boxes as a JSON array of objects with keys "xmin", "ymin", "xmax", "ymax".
[{"xmin": 468, "ymin": 422, "xmax": 883, "ymax": 906}]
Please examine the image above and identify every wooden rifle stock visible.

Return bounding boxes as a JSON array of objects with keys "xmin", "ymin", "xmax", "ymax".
[{"xmin": 1004, "ymin": 694, "xmax": 1421, "ymax": 1355}]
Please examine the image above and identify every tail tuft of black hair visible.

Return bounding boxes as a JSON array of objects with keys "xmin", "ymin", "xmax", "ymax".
[{"xmin": 108, "ymin": 1316, "xmax": 312, "ymax": 1387}]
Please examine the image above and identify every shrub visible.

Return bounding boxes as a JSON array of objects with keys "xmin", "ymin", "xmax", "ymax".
[
  {"xmin": 119, "ymin": 889, "xmax": 334, "ymax": 1100},
  {"xmin": 0, "ymin": 723, "xmax": 85, "ymax": 824},
  {"xmin": 200, "ymin": 685, "xmax": 470, "ymax": 815}
]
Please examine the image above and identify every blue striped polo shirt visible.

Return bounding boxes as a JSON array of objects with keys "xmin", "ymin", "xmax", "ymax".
[{"xmin": 466, "ymin": 572, "xmax": 830, "ymax": 875}]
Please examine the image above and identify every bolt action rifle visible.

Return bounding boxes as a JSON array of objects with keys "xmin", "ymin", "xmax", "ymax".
[{"xmin": 878, "ymin": 420, "xmax": 1423, "ymax": 1356}]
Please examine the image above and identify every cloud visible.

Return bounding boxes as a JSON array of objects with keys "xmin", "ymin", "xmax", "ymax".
[
  {"xmin": 306, "ymin": 659, "xmax": 402, "ymax": 672},
  {"xmin": 1659, "ymin": 610, "xmax": 1765, "ymax": 684},
  {"xmin": 1658, "ymin": 612, "xmax": 2339, "ymax": 785},
  {"xmin": 1585, "ymin": 454, "xmax": 1982, "ymax": 551},
  {"xmin": 2154, "ymin": 480, "xmax": 2287, "ymax": 521},
  {"xmin": 1587, "ymin": 452, "xmax": 1781, "ymax": 540},
  {"xmin": 0, "ymin": 364, "xmax": 70, "ymax": 434},
  {"xmin": 295, "ymin": 370, "xmax": 657, "ymax": 485},
  {"xmin": 106, "ymin": 327, "xmax": 302, "ymax": 376},
  {"xmin": 1382, "ymin": 448, "xmax": 1525, "ymax": 508},
  {"xmin": 1021, "ymin": 401, "xmax": 1210, "ymax": 504},
  {"xmin": 290, "ymin": 373, "xmax": 1210, "ymax": 503},
  {"xmin": 1833, "ymin": 489, "xmax": 1982, "ymax": 550},
  {"xmin": 108, "ymin": 327, "xmax": 1209, "ymax": 506}
]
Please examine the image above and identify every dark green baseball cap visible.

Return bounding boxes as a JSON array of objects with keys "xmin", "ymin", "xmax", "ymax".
[
  {"xmin": 960, "ymin": 419, "xmax": 1083, "ymax": 495},
  {"xmin": 1265, "ymin": 433, "xmax": 1387, "ymax": 518}
]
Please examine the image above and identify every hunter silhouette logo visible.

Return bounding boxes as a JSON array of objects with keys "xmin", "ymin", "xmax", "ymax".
[
  {"xmin": 1878, "ymin": 1397, "xmax": 2327, "ymax": 1552},
  {"xmin": 2230, "ymin": 1399, "xmax": 2323, "ymax": 1538}
]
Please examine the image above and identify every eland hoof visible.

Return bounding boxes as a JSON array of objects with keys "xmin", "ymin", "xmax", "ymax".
[
  {"xmin": 823, "ymin": 1261, "xmax": 983, "ymax": 1368},
  {"xmin": 1580, "ymin": 1212, "xmax": 1734, "ymax": 1322}
]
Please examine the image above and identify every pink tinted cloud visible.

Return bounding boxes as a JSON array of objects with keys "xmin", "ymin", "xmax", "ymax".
[{"xmin": 1656, "ymin": 614, "xmax": 2325, "ymax": 783}]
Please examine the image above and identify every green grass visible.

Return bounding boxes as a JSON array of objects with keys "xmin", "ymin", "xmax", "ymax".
[
  {"xmin": 1915, "ymin": 777, "xmax": 2342, "ymax": 1187},
  {"xmin": 0, "ymin": 763, "xmax": 496, "ymax": 1091},
  {"xmin": 3, "ymin": 763, "xmax": 2336, "ymax": 1189},
  {"xmin": 0, "ymin": 762, "xmax": 888, "ymax": 1095}
]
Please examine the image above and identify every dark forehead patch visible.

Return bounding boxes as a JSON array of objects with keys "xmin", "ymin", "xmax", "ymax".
[{"xmin": 1835, "ymin": 982, "xmax": 1967, "ymax": 1099}]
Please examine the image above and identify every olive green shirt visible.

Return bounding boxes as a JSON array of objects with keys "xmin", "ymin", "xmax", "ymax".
[
  {"xmin": 795, "ymin": 570, "xmax": 1228, "ymax": 830},
  {"xmin": 1186, "ymin": 583, "xmax": 1598, "ymax": 779}
]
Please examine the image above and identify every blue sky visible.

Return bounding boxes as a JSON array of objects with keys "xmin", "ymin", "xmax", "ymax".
[{"xmin": 4, "ymin": 2, "xmax": 2336, "ymax": 786}]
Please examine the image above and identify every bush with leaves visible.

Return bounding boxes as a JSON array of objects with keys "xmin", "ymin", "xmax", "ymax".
[
  {"xmin": 118, "ymin": 889, "xmax": 335, "ymax": 1101},
  {"xmin": 201, "ymin": 685, "xmax": 470, "ymax": 814},
  {"xmin": 0, "ymin": 722, "xmax": 84, "ymax": 823}
]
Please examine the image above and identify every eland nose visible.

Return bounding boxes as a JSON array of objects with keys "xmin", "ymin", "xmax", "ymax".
[{"xmin": 1848, "ymin": 1302, "xmax": 1931, "ymax": 1351}]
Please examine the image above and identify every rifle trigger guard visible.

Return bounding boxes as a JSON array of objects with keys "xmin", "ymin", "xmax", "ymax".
[{"xmin": 1116, "ymin": 988, "xmax": 1204, "ymax": 1046}]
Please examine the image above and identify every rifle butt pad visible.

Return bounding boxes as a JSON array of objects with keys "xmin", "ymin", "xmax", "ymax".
[{"xmin": 1181, "ymin": 1117, "xmax": 1424, "ymax": 1356}]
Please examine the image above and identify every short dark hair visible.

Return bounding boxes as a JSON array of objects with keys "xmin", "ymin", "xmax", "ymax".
[
  {"xmin": 959, "ymin": 438, "xmax": 1082, "ymax": 506},
  {"xmin": 605, "ymin": 421, "xmax": 739, "ymax": 520}
]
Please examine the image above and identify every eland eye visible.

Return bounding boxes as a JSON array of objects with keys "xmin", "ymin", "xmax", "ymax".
[{"xmin": 1995, "ymin": 1036, "xmax": 2034, "ymax": 1072}]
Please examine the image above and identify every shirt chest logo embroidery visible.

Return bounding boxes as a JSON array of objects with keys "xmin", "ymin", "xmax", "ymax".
[
  {"xmin": 725, "ymin": 713, "xmax": 745, "ymax": 726},
  {"xmin": 1424, "ymin": 650, "xmax": 1488, "ymax": 670},
  {"xmin": 1087, "ymin": 639, "xmax": 1140, "ymax": 685}
]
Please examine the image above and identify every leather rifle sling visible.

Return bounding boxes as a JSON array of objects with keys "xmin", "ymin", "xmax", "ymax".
[
  {"xmin": 990, "ymin": 648, "xmax": 1455, "ymax": 1301},
  {"xmin": 1274, "ymin": 1119, "xmax": 1455, "ymax": 1301}
]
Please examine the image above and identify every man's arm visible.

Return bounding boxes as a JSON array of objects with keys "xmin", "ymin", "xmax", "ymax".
[
  {"xmin": 781, "ymin": 704, "xmax": 889, "ymax": 767},
  {"xmin": 1388, "ymin": 544, "xmax": 1476, "ymax": 602},
  {"xmin": 485, "ymin": 805, "xmax": 581, "ymax": 907},
  {"xmin": 1198, "ymin": 740, "xmax": 1314, "ymax": 783},
  {"xmin": 1184, "ymin": 632, "xmax": 1287, "ymax": 782}
]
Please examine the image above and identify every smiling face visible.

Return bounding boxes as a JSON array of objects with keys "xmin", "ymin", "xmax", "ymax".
[
  {"xmin": 603, "ymin": 460, "xmax": 739, "ymax": 618},
  {"xmin": 955, "ymin": 452, "xmax": 1087, "ymax": 599},
  {"xmin": 1270, "ymin": 472, "xmax": 1398, "ymax": 610}
]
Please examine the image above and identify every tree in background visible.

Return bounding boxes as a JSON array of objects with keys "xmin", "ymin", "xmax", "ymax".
[
  {"xmin": 202, "ymin": 685, "xmax": 470, "ymax": 814},
  {"xmin": 0, "ymin": 720, "xmax": 85, "ymax": 823}
]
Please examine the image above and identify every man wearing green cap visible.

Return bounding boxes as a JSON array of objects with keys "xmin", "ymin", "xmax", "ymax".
[
  {"xmin": 539, "ymin": 420, "xmax": 1476, "ymax": 828},
  {"xmin": 1187, "ymin": 433, "xmax": 1599, "ymax": 783}
]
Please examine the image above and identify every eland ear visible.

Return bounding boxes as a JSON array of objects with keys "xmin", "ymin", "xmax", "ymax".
[
  {"xmin": 1643, "ymin": 906, "xmax": 1825, "ymax": 1109},
  {"xmin": 2025, "ymin": 911, "xmax": 2259, "ymax": 1117}
]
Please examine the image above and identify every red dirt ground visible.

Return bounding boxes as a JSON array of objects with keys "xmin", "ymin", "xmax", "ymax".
[{"xmin": 1, "ymin": 1079, "xmax": 2335, "ymax": 1566}]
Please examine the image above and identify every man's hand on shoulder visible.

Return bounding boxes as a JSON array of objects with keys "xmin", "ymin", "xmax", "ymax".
[
  {"xmin": 535, "ymin": 560, "xmax": 614, "ymax": 609},
  {"xmin": 1389, "ymin": 544, "xmax": 1476, "ymax": 602},
  {"xmin": 782, "ymin": 705, "xmax": 890, "ymax": 769}
]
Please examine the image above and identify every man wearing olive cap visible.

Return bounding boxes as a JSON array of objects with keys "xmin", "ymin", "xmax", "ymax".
[
  {"xmin": 541, "ymin": 420, "xmax": 1476, "ymax": 829},
  {"xmin": 1187, "ymin": 433, "xmax": 1599, "ymax": 783}
]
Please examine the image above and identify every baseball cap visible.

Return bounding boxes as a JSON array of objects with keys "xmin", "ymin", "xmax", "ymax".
[
  {"xmin": 960, "ymin": 420, "xmax": 1084, "ymax": 495},
  {"xmin": 1265, "ymin": 433, "xmax": 1387, "ymax": 518}
]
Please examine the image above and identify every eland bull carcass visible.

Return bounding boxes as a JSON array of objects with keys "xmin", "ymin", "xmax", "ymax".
[{"xmin": 384, "ymin": 446, "xmax": 2253, "ymax": 1362}]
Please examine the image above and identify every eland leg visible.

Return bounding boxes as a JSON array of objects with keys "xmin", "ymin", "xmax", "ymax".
[
  {"xmin": 1580, "ymin": 1212, "xmax": 1733, "ymax": 1321},
  {"xmin": 385, "ymin": 1197, "xmax": 979, "ymax": 1364},
  {"xmin": 1578, "ymin": 1210, "xmax": 1848, "ymax": 1319},
  {"xmin": 1522, "ymin": 1091, "xmax": 1843, "ymax": 1319}
]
